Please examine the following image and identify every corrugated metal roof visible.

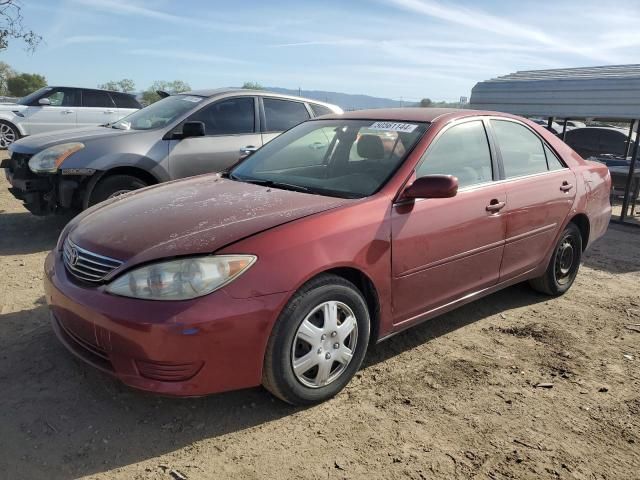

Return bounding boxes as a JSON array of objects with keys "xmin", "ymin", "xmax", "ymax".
[{"xmin": 470, "ymin": 64, "xmax": 640, "ymax": 119}]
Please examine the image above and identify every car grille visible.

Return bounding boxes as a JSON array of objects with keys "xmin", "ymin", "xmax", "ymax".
[{"xmin": 62, "ymin": 238, "xmax": 123, "ymax": 283}]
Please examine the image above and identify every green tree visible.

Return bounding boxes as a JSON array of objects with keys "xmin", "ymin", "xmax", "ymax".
[
  {"xmin": 141, "ymin": 80, "xmax": 191, "ymax": 105},
  {"xmin": 242, "ymin": 81, "xmax": 263, "ymax": 90},
  {"xmin": 0, "ymin": 0, "xmax": 42, "ymax": 52},
  {"xmin": 7, "ymin": 72, "xmax": 46, "ymax": 97},
  {"xmin": 0, "ymin": 61, "xmax": 16, "ymax": 95},
  {"xmin": 98, "ymin": 78, "xmax": 136, "ymax": 93},
  {"xmin": 419, "ymin": 98, "xmax": 433, "ymax": 107}
]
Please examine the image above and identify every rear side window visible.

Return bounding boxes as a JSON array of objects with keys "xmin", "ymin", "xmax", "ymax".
[
  {"xmin": 491, "ymin": 120, "xmax": 547, "ymax": 178},
  {"xmin": 112, "ymin": 93, "xmax": 141, "ymax": 109},
  {"xmin": 187, "ymin": 97, "xmax": 255, "ymax": 135},
  {"xmin": 310, "ymin": 103, "xmax": 334, "ymax": 117},
  {"xmin": 566, "ymin": 129, "xmax": 597, "ymax": 151},
  {"xmin": 416, "ymin": 120, "xmax": 493, "ymax": 188},
  {"xmin": 82, "ymin": 90, "xmax": 115, "ymax": 108},
  {"xmin": 544, "ymin": 145, "xmax": 565, "ymax": 171},
  {"xmin": 598, "ymin": 130, "xmax": 626, "ymax": 156},
  {"xmin": 263, "ymin": 98, "xmax": 310, "ymax": 132}
]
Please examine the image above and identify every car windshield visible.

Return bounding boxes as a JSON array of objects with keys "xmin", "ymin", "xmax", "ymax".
[
  {"xmin": 16, "ymin": 87, "xmax": 52, "ymax": 105},
  {"xmin": 230, "ymin": 119, "xmax": 429, "ymax": 198},
  {"xmin": 110, "ymin": 94, "xmax": 205, "ymax": 130}
]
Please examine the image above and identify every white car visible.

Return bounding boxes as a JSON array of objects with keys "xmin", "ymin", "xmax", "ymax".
[{"xmin": 0, "ymin": 86, "xmax": 141, "ymax": 148}]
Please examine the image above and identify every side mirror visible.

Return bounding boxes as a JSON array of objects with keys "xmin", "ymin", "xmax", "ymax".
[
  {"xmin": 401, "ymin": 175, "xmax": 458, "ymax": 200},
  {"xmin": 38, "ymin": 98, "xmax": 51, "ymax": 106},
  {"xmin": 181, "ymin": 121, "xmax": 205, "ymax": 139}
]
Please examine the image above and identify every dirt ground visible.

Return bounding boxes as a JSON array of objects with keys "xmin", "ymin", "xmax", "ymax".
[{"xmin": 0, "ymin": 151, "xmax": 639, "ymax": 480}]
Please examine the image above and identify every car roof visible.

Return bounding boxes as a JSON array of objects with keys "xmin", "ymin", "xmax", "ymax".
[
  {"xmin": 48, "ymin": 86, "xmax": 136, "ymax": 96},
  {"xmin": 318, "ymin": 107, "xmax": 501, "ymax": 123},
  {"xmin": 183, "ymin": 88, "xmax": 340, "ymax": 109}
]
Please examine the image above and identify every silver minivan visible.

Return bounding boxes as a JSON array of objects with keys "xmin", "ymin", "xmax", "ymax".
[{"xmin": 2, "ymin": 89, "xmax": 342, "ymax": 215}]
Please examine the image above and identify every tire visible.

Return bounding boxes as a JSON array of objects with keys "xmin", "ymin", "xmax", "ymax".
[
  {"xmin": 89, "ymin": 174, "xmax": 148, "ymax": 206},
  {"xmin": 529, "ymin": 222, "xmax": 582, "ymax": 296},
  {"xmin": 263, "ymin": 274, "xmax": 370, "ymax": 405},
  {"xmin": 0, "ymin": 121, "xmax": 20, "ymax": 149}
]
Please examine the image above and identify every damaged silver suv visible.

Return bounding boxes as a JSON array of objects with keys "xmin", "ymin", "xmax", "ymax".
[{"xmin": 2, "ymin": 88, "xmax": 341, "ymax": 215}]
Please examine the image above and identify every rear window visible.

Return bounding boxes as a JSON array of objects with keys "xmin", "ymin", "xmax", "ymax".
[
  {"xmin": 310, "ymin": 103, "xmax": 334, "ymax": 117},
  {"xmin": 112, "ymin": 93, "xmax": 141, "ymax": 109},
  {"xmin": 263, "ymin": 98, "xmax": 310, "ymax": 132},
  {"xmin": 82, "ymin": 90, "xmax": 115, "ymax": 108}
]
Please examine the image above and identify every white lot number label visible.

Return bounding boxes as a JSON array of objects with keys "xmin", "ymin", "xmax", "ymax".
[
  {"xmin": 369, "ymin": 121, "xmax": 418, "ymax": 133},
  {"xmin": 181, "ymin": 96, "xmax": 203, "ymax": 103}
]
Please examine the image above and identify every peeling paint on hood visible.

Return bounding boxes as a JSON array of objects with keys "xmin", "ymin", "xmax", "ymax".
[{"xmin": 68, "ymin": 175, "xmax": 352, "ymax": 269}]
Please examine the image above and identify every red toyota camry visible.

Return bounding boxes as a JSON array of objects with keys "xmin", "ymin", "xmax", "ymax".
[{"xmin": 44, "ymin": 108, "xmax": 611, "ymax": 405}]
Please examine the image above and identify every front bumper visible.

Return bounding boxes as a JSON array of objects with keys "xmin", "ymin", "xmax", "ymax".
[{"xmin": 44, "ymin": 250, "xmax": 289, "ymax": 396}]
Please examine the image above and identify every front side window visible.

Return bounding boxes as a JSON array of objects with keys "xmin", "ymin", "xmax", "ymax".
[
  {"xmin": 188, "ymin": 97, "xmax": 255, "ymax": 135},
  {"xmin": 231, "ymin": 119, "xmax": 428, "ymax": 198},
  {"xmin": 491, "ymin": 120, "xmax": 547, "ymax": 178},
  {"xmin": 416, "ymin": 120, "xmax": 493, "ymax": 188},
  {"xmin": 82, "ymin": 90, "xmax": 115, "ymax": 108},
  {"xmin": 110, "ymin": 94, "xmax": 205, "ymax": 130},
  {"xmin": 263, "ymin": 98, "xmax": 310, "ymax": 132},
  {"xmin": 36, "ymin": 88, "xmax": 79, "ymax": 107}
]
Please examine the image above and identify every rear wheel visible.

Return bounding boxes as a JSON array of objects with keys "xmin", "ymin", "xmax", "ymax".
[
  {"xmin": 0, "ymin": 121, "xmax": 19, "ymax": 149},
  {"xmin": 89, "ymin": 174, "xmax": 148, "ymax": 206},
  {"xmin": 263, "ymin": 274, "xmax": 370, "ymax": 405},
  {"xmin": 529, "ymin": 222, "xmax": 582, "ymax": 296}
]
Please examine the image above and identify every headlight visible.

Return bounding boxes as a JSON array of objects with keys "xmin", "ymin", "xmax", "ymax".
[
  {"xmin": 106, "ymin": 255, "xmax": 257, "ymax": 300},
  {"xmin": 28, "ymin": 142, "xmax": 85, "ymax": 173}
]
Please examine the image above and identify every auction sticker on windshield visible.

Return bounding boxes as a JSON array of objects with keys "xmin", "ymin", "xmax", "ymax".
[
  {"xmin": 369, "ymin": 122, "xmax": 418, "ymax": 133},
  {"xmin": 181, "ymin": 96, "xmax": 203, "ymax": 103}
]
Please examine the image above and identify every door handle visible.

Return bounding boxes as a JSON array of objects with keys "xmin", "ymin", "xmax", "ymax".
[
  {"xmin": 560, "ymin": 181, "xmax": 574, "ymax": 192},
  {"xmin": 103, "ymin": 110, "xmax": 115, "ymax": 114},
  {"xmin": 486, "ymin": 199, "xmax": 506, "ymax": 212},
  {"xmin": 62, "ymin": 110, "xmax": 74, "ymax": 114},
  {"xmin": 239, "ymin": 145, "xmax": 258, "ymax": 157}
]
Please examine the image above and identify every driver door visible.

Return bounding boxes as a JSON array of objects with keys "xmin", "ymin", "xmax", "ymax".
[
  {"xmin": 168, "ymin": 96, "xmax": 262, "ymax": 179},
  {"xmin": 22, "ymin": 88, "xmax": 79, "ymax": 135}
]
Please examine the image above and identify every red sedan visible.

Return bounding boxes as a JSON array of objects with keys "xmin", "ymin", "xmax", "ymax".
[{"xmin": 44, "ymin": 108, "xmax": 611, "ymax": 405}]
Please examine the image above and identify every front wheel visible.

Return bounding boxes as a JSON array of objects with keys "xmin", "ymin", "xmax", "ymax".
[
  {"xmin": 529, "ymin": 222, "xmax": 582, "ymax": 296},
  {"xmin": 0, "ymin": 121, "xmax": 19, "ymax": 149},
  {"xmin": 262, "ymin": 274, "xmax": 370, "ymax": 405},
  {"xmin": 89, "ymin": 174, "xmax": 148, "ymax": 207}
]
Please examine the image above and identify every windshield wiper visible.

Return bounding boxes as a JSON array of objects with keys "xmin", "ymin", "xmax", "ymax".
[{"xmin": 241, "ymin": 178, "xmax": 312, "ymax": 194}]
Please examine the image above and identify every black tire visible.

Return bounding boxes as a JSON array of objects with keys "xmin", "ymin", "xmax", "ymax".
[
  {"xmin": 263, "ymin": 274, "xmax": 370, "ymax": 405},
  {"xmin": 0, "ymin": 121, "xmax": 20, "ymax": 149},
  {"xmin": 529, "ymin": 222, "xmax": 582, "ymax": 296},
  {"xmin": 89, "ymin": 174, "xmax": 148, "ymax": 206}
]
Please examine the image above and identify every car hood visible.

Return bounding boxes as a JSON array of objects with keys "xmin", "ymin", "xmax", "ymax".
[
  {"xmin": 9, "ymin": 126, "xmax": 138, "ymax": 153},
  {"xmin": 68, "ymin": 175, "xmax": 351, "ymax": 269}
]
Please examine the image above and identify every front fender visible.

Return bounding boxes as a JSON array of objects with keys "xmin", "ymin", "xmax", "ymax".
[{"xmin": 0, "ymin": 111, "xmax": 27, "ymax": 136}]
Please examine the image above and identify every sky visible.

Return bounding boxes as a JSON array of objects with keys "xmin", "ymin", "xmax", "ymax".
[{"xmin": 2, "ymin": 0, "xmax": 640, "ymax": 102}]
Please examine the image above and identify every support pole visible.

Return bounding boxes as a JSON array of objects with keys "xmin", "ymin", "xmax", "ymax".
[
  {"xmin": 625, "ymin": 120, "xmax": 636, "ymax": 158},
  {"xmin": 547, "ymin": 117, "xmax": 554, "ymax": 130},
  {"xmin": 620, "ymin": 119, "xmax": 640, "ymax": 222},
  {"xmin": 562, "ymin": 119, "xmax": 568, "ymax": 140}
]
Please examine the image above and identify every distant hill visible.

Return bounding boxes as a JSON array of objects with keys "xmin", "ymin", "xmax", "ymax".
[{"xmin": 265, "ymin": 87, "xmax": 411, "ymax": 110}]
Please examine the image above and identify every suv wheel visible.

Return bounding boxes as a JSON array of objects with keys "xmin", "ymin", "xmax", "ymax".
[{"xmin": 0, "ymin": 121, "xmax": 19, "ymax": 149}]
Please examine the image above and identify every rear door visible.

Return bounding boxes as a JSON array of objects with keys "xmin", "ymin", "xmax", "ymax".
[
  {"xmin": 21, "ymin": 87, "xmax": 79, "ymax": 134},
  {"xmin": 391, "ymin": 119, "xmax": 507, "ymax": 324},
  {"xmin": 77, "ymin": 89, "xmax": 119, "ymax": 126},
  {"xmin": 260, "ymin": 97, "xmax": 311, "ymax": 146},
  {"xmin": 168, "ymin": 96, "xmax": 262, "ymax": 179},
  {"xmin": 489, "ymin": 119, "xmax": 576, "ymax": 281}
]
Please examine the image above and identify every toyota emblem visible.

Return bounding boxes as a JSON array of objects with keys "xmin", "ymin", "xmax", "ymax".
[{"xmin": 69, "ymin": 246, "xmax": 79, "ymax": 266}]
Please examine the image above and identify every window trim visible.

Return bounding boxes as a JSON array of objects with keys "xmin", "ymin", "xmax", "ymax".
[
  {"xmin": 413, "ymin": 116, "xmax": 499, "ymax": 189},
  {"xmin": 486, "ymin": 117, "xmax": 568, "ymax": 181},
  {"xmin": 259, "ymin": 96, "xmax": 311, "ymax": 134}
]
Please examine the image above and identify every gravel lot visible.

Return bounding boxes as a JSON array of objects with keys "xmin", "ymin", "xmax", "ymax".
[{"xmin": 1, "ymin": 151, "xmax": 639, "ymax": 480}]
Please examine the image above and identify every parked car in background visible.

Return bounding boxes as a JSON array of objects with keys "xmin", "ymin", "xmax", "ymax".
[
  {"xmin": 0, "ymin": 86, "xmax": 141, "ymax": 149},
  {"xmin": 45, "ymin": 108, "xmax": 611, "ymax": 405},
  {"xmin": 530, "ymin": 118, "xmax": 563, "ymax": 135},
  {"xmin": 565, "ymin": 120, "xmax": 586, "ymax": 130},
  {"xmin": 2, "ymin": 89, "xmax": 342, "ymax": 215},
  {"xmin": 564, "ymin": 126, "xmax": 635, "ymax": 159}
]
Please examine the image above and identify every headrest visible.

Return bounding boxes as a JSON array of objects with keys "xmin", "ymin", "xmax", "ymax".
[{"xmin": 357, "ymin": 134, "xmax": 385, "ymax": 160}]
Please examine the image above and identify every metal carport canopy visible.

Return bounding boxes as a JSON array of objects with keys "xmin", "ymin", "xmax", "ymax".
[{"xmin": 469, "ymin": 64, "xmax": 640, "ymax": 120}]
